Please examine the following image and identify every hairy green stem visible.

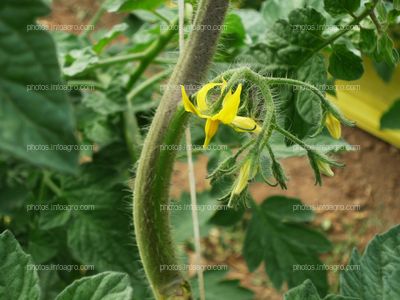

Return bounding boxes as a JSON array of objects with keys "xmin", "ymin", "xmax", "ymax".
[
  {"xmin": 243, "ymin": 69, "xmax": 275, "ymax": 144},
  {"xmin": 133, "ymin": 0, "xmax": 229, "ymax": 299}
]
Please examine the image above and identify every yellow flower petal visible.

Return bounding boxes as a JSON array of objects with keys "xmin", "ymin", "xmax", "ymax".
[
  {"xmin": 181, "ymin": 85, "xmax": 200, "ymax": 115},
  {"xmin": 316, "ymin": 160, "xmax": 334, "ymax": 177},
  {"xmin": 197, "ymin": 82, "xmax": 221, "ymax": 113},
  {"xmin": 325, "ymin": 113, "xmax": 341, "ymax": 139},
  {"xmin": 212, "ymin": 84, "xmax": 242, "ymax": 124},
  {"xmin": 231, "ymin": 116, "xmax": 261, "ymax": 133},
  {"xmin": 203, "ymin": 119, "xmax": 220, "ymax": 148}
]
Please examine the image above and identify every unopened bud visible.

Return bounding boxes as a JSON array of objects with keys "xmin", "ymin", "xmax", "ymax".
[{"xmin": 325, "ymin": 113, "xmax": 341, "ymax": 139}]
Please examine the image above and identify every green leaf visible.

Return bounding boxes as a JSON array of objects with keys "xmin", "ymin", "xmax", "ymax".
[
  {"xmin": 191, "ymin": 271, "xmax": 253, "ymax": 300},
  {"xmin": 63, "ymin": 47, "xmax": 99, "ymax": 76},
  {"xmin": 0, "ymin": 230, "xmax": 41, "ymax": 299},
  {"xmin": 238, "ymin": 7, "xmax": 325, "ymax": 77},
  {"xmin": 104, "ymin": 0, "xmax": 164, "ymax": 12},
  {"xmin": 223, "ymin": 13, "xmax": 246, "ymax": 41},
  {"xmin": 288, "ymin": 7, "xmax": 326, "ymax": 47},
  {"xmin": 92, "ymin": 23, "xmax": 128, "ymax": 54},
  {"xmin": 65, "ymin": 182, "xmax": 137, "ymax": 269},
  {"xmin": 55, "ymin": 272, "xmax": 133, "ymax": 300},
  {"xmin": 78, "ymin": 101, "xmax": 122, "ymax": 147},
  {"xmin": 380, "ymin": 99, "xmax": 400, "ymax": 129},
  {"xmin": 235, "ymin": 9, "xmax": 267, "ymax": 38},
  {"xmin": 324, "ymin": 0, "xmax": 360, "ymax": 16},
  {"xmin": 208, "ymin": 207, "xmax": 245, "ymax": 227},
  {"xmin": 359, "ymin": 28, "xmax": 377, "ymax": 54},
  {"xmin": 247, "ymin": 8, "xmax": 327, "ymax": 140},
  {"xmin": 28, "ymin": 230, "xmax": 59, "ymax": 264},
  {"xmin": 388, "ymin": 9, "xmax": 400, "ymax": 24},
  {"xmin": 295, "ymin": 54, "xmax": 326, "ymax": 134},
  {"xmin": 375, "ymin": 2, "xmax": 388, "ymax": 22},
  {"xmin": 0, "ymin": 0, "xmax": 78, "ymax": 174},
  {"xmin": 271, "ymin": 8, "xmax": 326, "ymax": 66},
  {"xmin": 0, "ymin": 176, "xmax": 31, "ymax": 232},
  {"xmin": 261, "ymin": 0, "xmax": 324, "ymax": 26},
  {"xmin": 38, "ymin": 269, "xmax": 65, "ymax": 300},
  {"xmin": 258, "ymin": 8, "xmax": 326, "ymax": 68},
  {"xmin": 376, "ymin": 33, "xmax": 399, "ymax": 67},
  {"xmin": 243, "ymin": 196, "xmax": 332, "ymax": 295},
  {"xmin": 55, "ymin": 158, "xmax": 149, "ymax": 299},
  {"xmin": 38, "ymin": 205, "xmax": 71, "ymax": 230},
  {"xmin": 259, "ymin": 195, "xmax": 315, "ymax": 223},
  {"xmin": 328, "ymin": 44, "xmax": 364, "ymax": 80},
  {"xmin": 285, "ymin": 279, "xmax": 320, "ymax": 299},
  {"xmin": 0, "ymin": 183, "xmax": 29, "ymax": 216},
  {"xmin": 82, "ymin": 91, "xmax": 125, "ymax": 116},
  {"xmin": 340, "ymin": 224, "xmax": 400, "ymax": 299},
  {"xmin": 51, "ymin": 31, "xmax": 84, "ymax": 67},
  {"xmin": 284, "ymin": 279, "xmax": 355, "ymax": 300},
  {"xmin": 129, "ymin": 23, "xmax": 161, "ymax": 53},
  {"xmin": 217, "ymin": 13, "xmax": 246, "ymax": 60}
]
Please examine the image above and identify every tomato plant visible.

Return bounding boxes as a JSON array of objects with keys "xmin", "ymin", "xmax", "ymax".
[{"xmin": 0, "ymin": 0, "xmax": 399, "ymax": 299}]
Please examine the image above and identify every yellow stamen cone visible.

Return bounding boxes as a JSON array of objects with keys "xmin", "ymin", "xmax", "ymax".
[{"xmin": 231, "ymin": 116, "xmax": 261, "ymax": 133}]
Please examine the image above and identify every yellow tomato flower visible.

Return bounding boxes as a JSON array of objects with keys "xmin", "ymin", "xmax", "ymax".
[
  {"xmin": 181, "ymin": 81, "xmax": 261, "ymax": 147},
  {"xmin": 316, "ymin": 160, "xmax": 334, "ymax": 177},
  {"xmin": 325, "ymin": 113, "xmax": 341, "ymax": 139}
]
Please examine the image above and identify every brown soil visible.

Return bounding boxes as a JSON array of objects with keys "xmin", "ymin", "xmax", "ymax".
[{"xmin": 39, "ymin": 0, "xmax": 122, "ymax": 34}]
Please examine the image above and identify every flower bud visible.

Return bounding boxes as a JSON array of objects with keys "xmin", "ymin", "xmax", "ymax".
[
  {"xmin": 325, "ymin": 113, "xmax": 341, "ymax": 139},
  {"xmin": 316, "ymin": 160, "xmax": 334, "ymax": 177},
  {"xmin": 232, "ymin": 159, "xmax": 254, "ymax": 195}
]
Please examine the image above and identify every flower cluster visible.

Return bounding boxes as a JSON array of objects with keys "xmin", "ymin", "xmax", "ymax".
[{"xmin": 181, "ymin": 71, "xmax": 347, "ymax": 207}]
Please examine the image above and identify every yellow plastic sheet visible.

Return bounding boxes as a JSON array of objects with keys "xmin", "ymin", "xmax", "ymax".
[{"xmin": 327, "ymin": 59, "xmax": 400, "ymax": 148}]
